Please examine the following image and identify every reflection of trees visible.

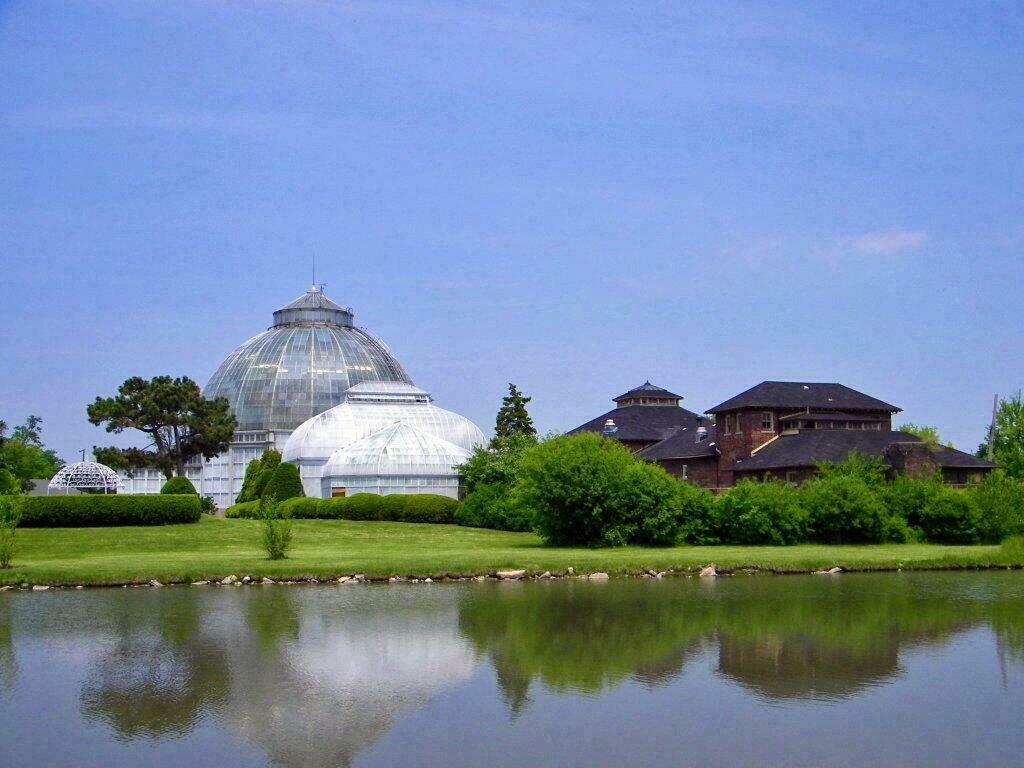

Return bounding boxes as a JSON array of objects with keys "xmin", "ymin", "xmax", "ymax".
[
  {"xmin": 460, "ymin": 575, "xmax": 1024, "ymax": 709},
  {"xmin": 458, "ymin": 581, "xmax": 711, "ymax": 706},
  {"xmin": 0, "ymin": 598, "xmax": 16, "ymax": 692},
  {"xmin": 75, "ymin": 586, "xmax": 476, "ymax": 768},
  {"xmin": 80, "ymin": 591, "xmax": 229, "ymax": 739}
]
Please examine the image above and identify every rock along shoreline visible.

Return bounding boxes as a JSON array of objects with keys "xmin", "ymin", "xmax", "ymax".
[{"xmin": 3, "ymin": 562, "xmax": 1023, "ymax": 592}]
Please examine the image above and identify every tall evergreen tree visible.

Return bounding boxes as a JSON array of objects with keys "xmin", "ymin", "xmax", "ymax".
[{"xmin": 494, "ymin": 383, "xmax": 536, "ymax": 442}]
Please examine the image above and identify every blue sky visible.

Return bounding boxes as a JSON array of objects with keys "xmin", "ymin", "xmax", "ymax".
[{"xmin": 1, "ymin": 0, "xmax": 1022, "ymax": 461}]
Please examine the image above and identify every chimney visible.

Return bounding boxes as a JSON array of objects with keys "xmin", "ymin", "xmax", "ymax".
[
  {"xmin": 696, "ymin": 415, "xmax": 708, "ymax": 442},
  {"xmin": 602, "ymin": 419, "xmax": 618, "ymax": 437}
]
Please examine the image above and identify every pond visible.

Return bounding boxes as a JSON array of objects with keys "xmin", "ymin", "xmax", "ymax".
[{"xmin": 3, "ymin": 572, "xmax": 1024, "ymax": 767}]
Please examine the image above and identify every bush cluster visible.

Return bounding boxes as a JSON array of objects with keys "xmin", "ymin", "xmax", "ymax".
[
  {"xmin": 454, "ymin": 435, "xmax": 1024, "ymax": 548},
  {"xmin": 160, "ymin": 476, "xmax": 198, "ymax": 495},
  {"xmin": 236, "ymin": 450, "xmax": 282, "ymax": 503},
  {"xmin": 19, "ymin": 494, "xmax": 202, "ymax": 527},
  {"xmin": 262, "ymin": 461, "xmax": 304, "ymax": 502},
  {"xmin": 226, "ymin": 493, "xmax": 459, "ymax": 523}
]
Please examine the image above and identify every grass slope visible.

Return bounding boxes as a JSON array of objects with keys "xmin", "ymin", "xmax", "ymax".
[{"xmin": 1, "ymin": 517, "xmax": 1021, "ymax": 586}]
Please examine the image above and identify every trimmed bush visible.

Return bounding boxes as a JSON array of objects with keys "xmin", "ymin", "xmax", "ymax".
[
  {"xmin": 225, "ymin": 500, "xmax": 260, "ymax": 519},
  {"xmin": 237, "ymin": 450, "xmax": 281, "ymax": 503},
  {"xmin": 160, "ymin": 476, "xmax": 198, "ymax": 495},
  {"xmin": 714, "ymin": 479, "xmax": 808, "ymax": 545},
  {"xmin": 456, "ymin": 483, "xmax": 534, "ymax": 532},
  {"xmin": 801, "ymin": 475, "xmax": 907, "ymax": 544},
  {"xmin": 918, "ymin": 487, "xmax": 981, "ymax": 544},
  {"xmin": 343, "ymin": 493, "xmax": 386, "ymax": 520},
  {"xmin": 278, "ymin": 497, "xmax": 325, "ymax": 519},
  {"xmin": 262, "ymin": 462, "xmax": 305, "ymax": 502},
  {"xmin": 19, "ymin": 494, "xmax": 201, "ymax": 527},
  {"xmin": 0, "ymin": 495, "xmax": 21, "ymax": 568},
  {"xmin": 388, "ymin": 494, "xmax": 458, "ymax": 523},
  {"xmin": 380, "ymin": 494, "xmax": 409, "ymax": 520},
  {"xmin": 968, "ymin": 474, "xmax": 1024, "ymax": 543}
]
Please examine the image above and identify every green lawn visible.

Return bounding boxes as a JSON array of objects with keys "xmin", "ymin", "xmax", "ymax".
[{"xmin": 1, "ymin": 517, "xmax": 1020, "ymax": 586}]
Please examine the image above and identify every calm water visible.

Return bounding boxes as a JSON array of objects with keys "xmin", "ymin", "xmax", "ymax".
[{"xmin": 3, "ymin": 573, "xmax": 1024, "ymax": 767}]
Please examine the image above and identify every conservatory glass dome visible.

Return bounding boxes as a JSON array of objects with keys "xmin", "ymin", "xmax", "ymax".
[
  {"xmin": 204, "ymin": 286, "xmax": 412, "ymax": 432},
  {"xmin": 321, "ymin": 422, "xmax": 473, "ymax": 498},
  {"xmin": 283, "ymin": 381, "xmax": 485, "ymax": 464},
  {"xmin": 48, "ymin": 461, "xmax": 121, "ymax": 493}
]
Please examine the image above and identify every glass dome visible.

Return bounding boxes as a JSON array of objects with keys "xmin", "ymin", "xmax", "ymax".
[
  {"xmin": 283, "ymin": 381, "xmax": 485, "ymax": 464},
  {"xmin": 204, "ymin": 286, "xmax": 412, "ymax": 432},
  {"xmin": 321, "ymin": 422, "xmax": 473, "ymax": 498},
  {"xmin": 48, "ymin": 461, "xmax": 121, "ymax": 493}
]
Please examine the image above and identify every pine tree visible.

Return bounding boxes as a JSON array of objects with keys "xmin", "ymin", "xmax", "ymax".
[
  {"xmin": 262, "ymin": 461, "xmax": 305, "ymax": 502},
  {"xmin": 494, "ymin": 383, "xmax": 536, "ymax": 441}
]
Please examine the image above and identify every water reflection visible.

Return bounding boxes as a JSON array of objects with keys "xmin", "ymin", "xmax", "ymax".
[{"xmin": 2, "ymin": 574, "xmax": 1024, "ymax": 767}]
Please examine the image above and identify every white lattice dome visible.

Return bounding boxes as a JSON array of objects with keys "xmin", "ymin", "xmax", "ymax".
[{"xmin": 48, "ymin": 461, "xmax": 121, "ymax": 493}]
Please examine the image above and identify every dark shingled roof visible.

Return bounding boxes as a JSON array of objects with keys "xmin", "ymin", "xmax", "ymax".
[
  {"xmin": 570, "ymin": 405, "xmax": 703, "ymax": 443},
  {"xmin": 637, "ymin": 424, "xmax": 719, "ymax": 460},
  {"xmin": 708, "ymin": 381, "xmax": 900, "ymax": 414},
  {"xmin": 729, "ymin": 430, "xmax": 995, "ymax": 472},
  {"xmin": 778, "ymin": 411, "xmax": 883, "ymax": 422},
  {"xmin": 613, "ymin": 381, "xmax": 682, "ymax": 403}
]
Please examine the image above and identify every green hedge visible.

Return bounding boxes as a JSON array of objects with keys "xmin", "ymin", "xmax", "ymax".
[
  {"xmin": 160, "ymin": 476, "xmax": 198, "ymax": 495},
  {"xmin": 226, "ymin": 493, "xmax": 458, "ymax": 523},
  {"xmin": 19, "ymin": 494, "xmax": 202, "ymax": 527},
  {"xmin": 225, "ymin": 500, "xmax": 260, "ymax": 519},
  {"xmin": 262, "ymin": 462, "xmax": 304, "ymax": 502}
]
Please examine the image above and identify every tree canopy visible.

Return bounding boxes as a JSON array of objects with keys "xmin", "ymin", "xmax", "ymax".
[
  {"xmin": 0, "ymin": 416, "xmax": 64, "ymax": 493},
  {"xmin": 494, "ymin": 384, "xmax": 536, "ymax": 442},
  {"xmin": 87, "ymin": 376, "xmax": 236, "ymax": 479},
  {"xmin": 897, "ymin": 423, "xmax": 949, "ymax": 447},
  {"xmin": 988, "ymin": 391, "xmax": 1024, "ymax": 479}
]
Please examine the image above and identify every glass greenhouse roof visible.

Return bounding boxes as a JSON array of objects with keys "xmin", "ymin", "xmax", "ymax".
[
  {"xmin": 204, "ymin": 287, "xmax": 412, "ymax": 432},
  {"xmin": 322, "ymin": 422, "xmax": 473, "ymax": 478},
  {"xmin": 282, "ymin": 382, "xmax": 485, "ymax": 464},
  {"xmin": 48, "ymin": 461, "xmax": 120, "ymax": 492}
]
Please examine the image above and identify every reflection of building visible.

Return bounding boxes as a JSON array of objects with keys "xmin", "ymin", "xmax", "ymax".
[
  {"xmin": 572, "ymin": 380, "xmax": 995, "ymax": 488},
  {"xmin": 118, "ymin": 286, "xmax": 482, "ymax": 506}
]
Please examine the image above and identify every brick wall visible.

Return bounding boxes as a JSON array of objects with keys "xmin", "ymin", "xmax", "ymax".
[{"xmin": 656, "ymin": 456, "xmax": 721, "ymax": 489}]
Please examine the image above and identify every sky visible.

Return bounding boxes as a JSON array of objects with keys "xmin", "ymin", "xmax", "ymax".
[{"xmin": 1, "ymin": 0, "xmax": 1022, "ymax": 462}]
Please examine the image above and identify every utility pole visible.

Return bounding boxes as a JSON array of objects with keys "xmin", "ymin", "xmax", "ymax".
[{"xmin": 987, "ymin": 394, "xmax": 999, "ymax": 462}]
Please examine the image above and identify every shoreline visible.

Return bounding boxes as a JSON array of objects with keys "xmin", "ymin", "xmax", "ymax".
[{"xmin": 4, "ymin": 561, "xmax": 1024, "ymax": 591}]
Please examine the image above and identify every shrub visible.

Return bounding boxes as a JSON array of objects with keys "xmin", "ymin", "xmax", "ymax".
[
  {"xmin": 917, "ymin": 487, "xmax": 981, "ymax": 544},
  {"xmin": 278, "ymin": 497, "xmax": 325, "ymax": 519},
  {"xmin": 801, "ymin": 475, "xmax": 906, "ymax": 544},
  {"xmin": 517, "ymin": 433, "xmax": 685, "ymax": 547},
  {"xmin": 714, "ymin": 479, "xmax": 808, "ymax": 545},
  {"xmin": 610, "ymin": 462, "xmax": 686, "ymax": 546},
  {"xmin": 317, "ymin": 493, "xmax": 457, "ymax": 523},
  {"xmin": 0, "ymin": 495, "xmax": 21, "ymax": 568},
  {"xmin": 390, "ymin": 494, "xmax": 459, "ymax": 523},
  {"xmin": 261, "ymin": 462, "xmax": 304, "ymax": 502},
  {"xmin": 257, "ymin": 496, "xmax": 292, "ymax": 560},
  {"xmin": 225, "ymin": 500, "xmax": 260, "ymax": 519},
  {"xmin": 459, "ymin": 433, "xmax": 536, "ymax": 493},
  {"xmin": 237, "ymin": 450, "xmax": 281, "ymax": 503},
  {"xmin": 343, "ymin": 493, "xmax": 385, "ymax": 520},
  {"xmin": 879, "ymin": 475, "xmax": 939, "ymax": 528},
  {"xmin": 967, "ymin": 473, "xmax": 1024, "ymax": 543},
  {"xmin": 815, "ymin": 451, "xmax": 890, "ymax": 487},
  {"xmin": 160, "ymin": 476, "xmax": 197, "ymax": 495},
  {"xmin": 18, "ymin": 494, "xmax": 201, "ymax": 527},
  {"xmin": 456, "ymin": 483, "xmax": 534, "ymax": 532},
  {"xmin": 678, "ymin": 482, "xmax": 720, "ymax": 545},
  {"xmin": 199, "ymin": 495, "xmax": 217, "ymax": 514}
]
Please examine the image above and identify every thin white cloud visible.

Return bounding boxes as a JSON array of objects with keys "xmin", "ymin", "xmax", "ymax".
[{"xmin": 849, "ymin": 228, "xmax": 928, "ymax": 256}]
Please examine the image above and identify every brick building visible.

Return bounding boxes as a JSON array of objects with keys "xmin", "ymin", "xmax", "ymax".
[{"xmin": 571, "ymin": 380, "xmax": 995, "ymax": 489}]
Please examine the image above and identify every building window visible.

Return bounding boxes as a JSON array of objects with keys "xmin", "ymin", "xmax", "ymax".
[
  {"xmin": 785, "ymin": 470, "xmax": 798, "ymax": 484},
  {"xmin": 724, "ymin": 415, "xmax": 732, "ymax": 435},
  {"xmin": 680, "ymin": 464, "xmax": 688, "ymax": 480},
  {"xmin": 761, "ymin": 411, "xmax": 774, "ymax": 431},
  {"xmin": 733, "ymin": 414, "xmax": 741, "ymax": 434}
]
